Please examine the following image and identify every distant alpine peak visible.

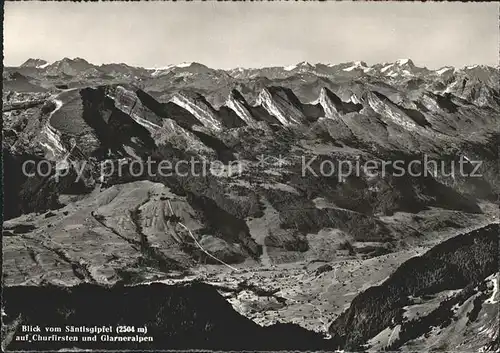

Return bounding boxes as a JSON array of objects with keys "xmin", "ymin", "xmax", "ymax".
[
  {"xmin": 395, "ymin": 58, "xmax": 415, "ymax": 67},
  {"xmin": 149, "ymin": 62, "xmax": 207, "ymax": 69},
  {"xmin": 60, "ymin": 57, "xmax": 90, "ymax": 64},
  {"xmin": 20, "ymin": 58, "xmax": 49, "ymax": 69},
  {"xmin": 353, "ymin": 61, "xmax": 368, "ymax": 67},
  {"xmin": 284, "ymin": 61, "xmax": 314, "ymax": 71}
]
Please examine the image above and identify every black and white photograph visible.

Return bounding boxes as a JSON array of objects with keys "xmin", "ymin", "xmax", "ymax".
[{"xmin": 1, "ymin": 1, "xmax": 499, "ymax": 351}]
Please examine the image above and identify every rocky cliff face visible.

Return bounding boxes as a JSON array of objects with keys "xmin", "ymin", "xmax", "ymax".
[
  {"xmin": 256, "ymin": 87, "xmax": 308, "ymax": 125},
  {"xmin": 170, "ymin": 92, "xmax": 224, "ymax": 131}
]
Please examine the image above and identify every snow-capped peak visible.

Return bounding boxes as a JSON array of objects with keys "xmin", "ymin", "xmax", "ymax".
[
  {"xmin": 396, "ymin": 58, "xmax": 410, "ymax": 65},
  {"xmin": 343, "ymin": 61, "xmax": 370, "ymax": 72},
  {"xmin": 284, "ymin": 61, "xmax": 314, "ymax": 71}
]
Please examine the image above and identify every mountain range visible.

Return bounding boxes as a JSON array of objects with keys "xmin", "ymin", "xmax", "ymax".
[{"xmin": 2, "ymin": 57, "xmax": 499, "ymax": 351}]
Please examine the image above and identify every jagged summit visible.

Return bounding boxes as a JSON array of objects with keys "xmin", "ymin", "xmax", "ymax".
[
  {"xmin": 20, "ymin": 58, "xmax": 49, "ymax": 68},
  {"xmin": 14, "ymin": 56, "xmax": 500, "ymax": 73},
  {"xmin": 395, "ymin": 58, "xmax": 415, "ymax": 66}
]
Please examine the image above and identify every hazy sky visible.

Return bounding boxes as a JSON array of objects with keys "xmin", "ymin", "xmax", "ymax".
[{"xmin": 4, "ymin": 2, "xmax": 499, "ymax": 69}]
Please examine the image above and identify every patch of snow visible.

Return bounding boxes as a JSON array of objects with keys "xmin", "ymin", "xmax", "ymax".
[
  {"xmin": 396, "ymin": 58, "xmax": 410, "ymax": 65},
  {"xmin": 380, "ymin": 64, "xmax": 394, "ymax": 73},
  {"xmin": 176, "ymin": 62, "xmax": 194, "ymax": 68},
  {"xmin": 436, "ymin": 67, "xmax": 452, "ymax": 75},
  {"xmin": 284, "ymin": 64, "xmax": 297, "ymax": 71},
  {"xmin": 37, "ymin": 62, "xmax": 51, "ymax": 69}
]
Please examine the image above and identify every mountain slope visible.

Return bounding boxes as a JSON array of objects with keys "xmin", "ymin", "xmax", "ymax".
[{"xmin": 328, "ymin": 223, "xmax": 499, "ymax": 351}]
